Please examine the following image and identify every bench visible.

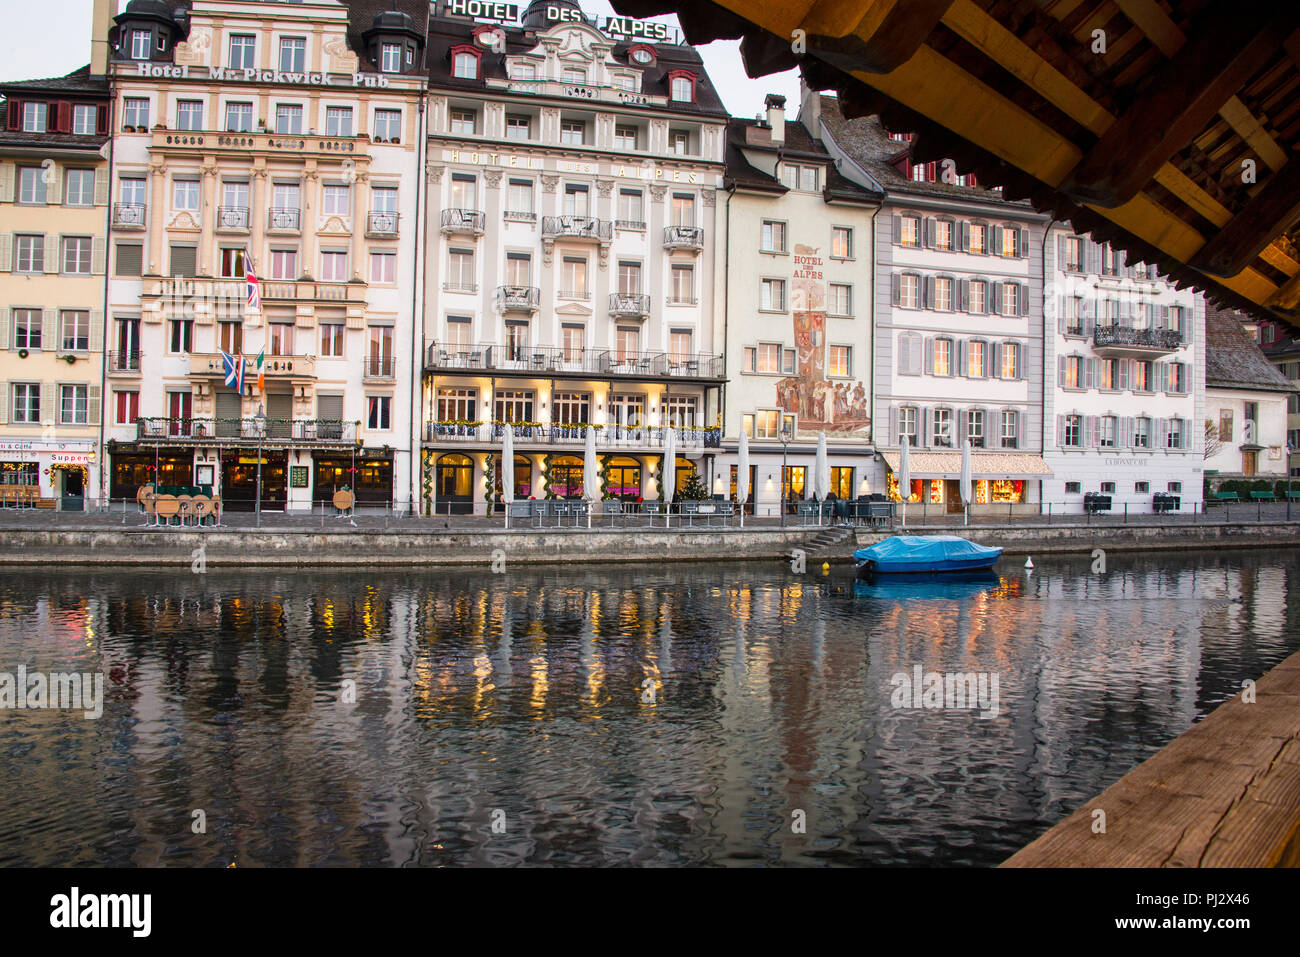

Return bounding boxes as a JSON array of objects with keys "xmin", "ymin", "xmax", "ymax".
[
  {"xmin": 1249, "ymin": 491, "xmax": 1276, "ymax": 502},
  {"xmin": 1214, "ymin": 491, "xmax": 1239, "ymax": 502},
  {"xmin": 1286, "ymin": 491, "xmax": 1300, "ymax": 502}
]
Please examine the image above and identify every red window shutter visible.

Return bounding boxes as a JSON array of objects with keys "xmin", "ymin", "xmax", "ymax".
[
  {"xmin": 56, "ymin": 101, "xmax": 72, "ymax": 133},
  {"xmin": 6, "ymin": 99, "xmax": 19, "ymax": 130},
  {"xmin": 927, "ymin": 162, "xmax": 937, "ymax": 181},
  {"xmin": 968, "ymin": 173, "xmax": 978, "ymax": 188},
  {"xmin": 95, "ymin": 104, "xmax": 108, "ymax": 136}
]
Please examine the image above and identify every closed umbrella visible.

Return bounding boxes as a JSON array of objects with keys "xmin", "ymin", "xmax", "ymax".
[
  {"xmin": 501, "ymin": 423, "xmax": 514, "ymax": 529},
  {"xmin": 898, "ymin": 438, "xmax": 910, "ymax": 528},
  {"xmin": 814, "ymin": 430, "xmax": 830, "ymax": 525},
  {"xmin": 583, "ymin": 423, "xmax": 599, "ymax": 529},
  {"xmin": 960, "ymin": 439, "xmax": 973, "ymax": 526},
  {"xmin": 737, "ymin": 429, "xmax": 750, "ymax": 528},
  {"xmin": 662, "ymin": 426, "xmax": 676, "ymax": 528}
]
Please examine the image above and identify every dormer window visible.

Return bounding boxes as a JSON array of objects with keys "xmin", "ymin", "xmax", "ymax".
[
  {"xmin": 628, "ymin": 45, "xmax": 654, "ymax": 66},
  {"xmin": 130, "ymin": 29, "xmax": 150, "ymax": 60},
  {"xmin": 562, "ymin": 67, "xmax": 586, "ymax": 85},
  {"xmin": 780, "ymin": 163, "xmax": 819, "ymax": 192},
  {"xmin": 510, "ymin": 61, "xmax": 536, "ymax": 80},
  {"xmin": 668, "ymin": 69, "xmax": 697, "ymax": 103},
  {"xmin": 381, "ymin": 43, "xmax": 402, "ymax": 73},
  {"xmin": 452, "ymin": 48, "xmax": 480, "ymax": 79},
  {"xmin": 22, "ymin": 103, "xmax": 47, "ymax": 133}
]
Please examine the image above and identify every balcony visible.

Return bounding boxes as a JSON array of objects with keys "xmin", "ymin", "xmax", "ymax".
[
  {"xmin": 441, "ymin": 208, "xmax": 485, "ymax": 236},
  {"xmin": 142, "ymin": 277, "xmax": 362, "ymax": 305},
  {"xmin": 150, "ymin": 129, "xmax": 364, "ymax": 161},
  {"xmin": 188, "ymin": 353, "xmax": 316, "ymax": 379},
  {"xmin": 663, "ymin": 225, "xmax": 704, "ymax": 252},
  {"xmin": 541, "ymin": 215, "xmax": 612, "ymax": 242},
  {"xmin": 363, "ymin": 354, "xmax": 395, "ymax": 380},
  {"xmin": 496, "ymin": 285, "xmax": 540, "ymax": 314},
  {"xmin": 137, "ymin": 417, "xmax": 357, "ymax": 444},
  {"xmin": 112, "ymin": 203, "xmax": 146, "ymax": 228},
  {"xmin": 425, "ymin": 421, "xmax": 721, "ymax": 449},
  {"xmin": 107, "ymin": 351, "xmax": 142, "ymax": 375},
  {"xmin": 366, "ymin": 210, "xmax": 399, "ymax": 237},
  {"xmin": 216, "ymin": 206, "xmax": 250, "ymax": 232},
  {"xmin": 1093, "ymin": 324, "xmax": 1184, "ymax": 357},
  {"xmin": 267, "ymin": 207, "xmax": 300, "ymax": 233},
  {"xmin": 609, "ymin": 293, "xmax": 651, "ymax": 319},
  {"xmin": 423, "ymin": 342, "xmax": 725, "ymax": 379}
]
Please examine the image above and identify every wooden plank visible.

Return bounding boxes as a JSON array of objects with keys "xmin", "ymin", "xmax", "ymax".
[
  {"xmin": 1218, "ymin": 95, "xmax": 1289, "ymax": 170},
  {"xmin": 1061, "ymin": 4, "xmax": 1296, "ymax": 207},
  {"xmin": 1113, "ymin": 0, "xmax": 1184, "ymax": 55},
  {"xmin": 1190, "ymin": 158, "xmax": 1300, "ymax": 276}
]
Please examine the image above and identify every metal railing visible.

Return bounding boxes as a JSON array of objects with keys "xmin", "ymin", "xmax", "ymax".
[
  {"xmin": 107, "ymin": 350, "xmax": 142, "ymax": 373},
  {"xmin": 364, "ymin": 355, "xmax": 395, "ymax": 378},
  {"xmin": 663, "ymin": 225, "xmax": 704, "ymax": 250},
  {"xmin": 136, "ymin": 417, "xmax": 358, "ymax": 443},
  {"xmin": 268, "ymin": 207, "xmax": 300, "ymax": 231},
  {"xmin": 112, "ymin": 203, "xmax": 145, "ymax": 227},
  {"xmin": 1093, "ymin": 324, "xmax": 1184, "ymax": 351},
  {"xmin": 440, "ymin": 208, "xmax": 485, "ymax": 233},
  {"xmin": 367, "ymin": 210, "xmax": 399, "ymax": 236},
  {"xmin": 541, "ymin": 215, "xmax": 612, "ymax": 241},
  {"xmin": 425, "ymin": 422, "xmax": 721, "ymax": 448},
  {"xmin": 609, "ymin": 293, "xmax": 651, "ymax": 317},
  {"xmin": 217, "ymin": 205, "xmax": 249, "ymax": 229},
  {"xmin": 424, "ymin": 342, "xmax": 725, "ymax": 378},
  {"xmin": 496, "ymin": 285, "xmax": 540, "ymax": 312}
]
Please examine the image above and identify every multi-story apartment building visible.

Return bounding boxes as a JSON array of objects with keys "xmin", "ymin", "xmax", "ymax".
[
  {"xmin": 102, "ymin": 0, "xmax": 426, "ymax": 511},
  {"xmin": 1257, "ymin": 317, "xmax": 1300, "ymax": 478},
  {"xmin": 419, "ymin": 0, "xmax": 728, "ymax": 514},
  {"xmin": 810, "ymin": 89, "xmax": 1052, "ymax": 515},
  {"xmin": 718, "ymin": 94, "xmax": 878, "ymax": 515},
  {"xmin": 1042, "ymin": 226, "xmax": 1205, "ymax": 512},
  {"xmin": 1205, "ymin": 305, "xmax": 1292, "ymax": 486},
  {"xmin": 0, "ymin": 67, "xmax": 110, "ymax": 510}
]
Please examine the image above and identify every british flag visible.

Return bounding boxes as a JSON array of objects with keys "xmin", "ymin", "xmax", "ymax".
[{"xmin": 245, "ymin": 249, "xmax": 260, "ymax": 311}]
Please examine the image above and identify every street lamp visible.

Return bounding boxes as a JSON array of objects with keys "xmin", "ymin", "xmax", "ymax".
[
  {"xmin": 779, "ymin": 422, "xmax": 792, "ymax": 527},
  {"xmin": 254, "ymin": 403, "xmax": 266, "ymax": 528}
]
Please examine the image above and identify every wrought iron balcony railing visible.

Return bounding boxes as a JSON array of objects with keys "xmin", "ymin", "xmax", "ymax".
[
  {"xmin": 663, "ymin": 225, "xmax": 704, "ymax": 250},
  {"xmin": 1093, "ymin": 324, "xmax": 1184, "ymax": 352},
  {"xmin": 608, "ymin": 293, "xmax": 651, "ymax": 318},
  {"xmin": 496, "ymin": 285, "xmax": 541, "ymax": 313},
  {"xmin": 367, "ymin": 210, "xmax": 399, "ymax": 236},
  {"xmin": 216, "ymin": 206, "xmax": 249, "ymax": 230},
  {"xmin": 136, "ymin": 417, "xmax": 357, "ymax": 443},
  {"xmin": 112, "ymin": 203, "xmax": 145, "ymax": 227},
  {"xmin": 440, "ymin": 208, "xmax": 485, "ymax": 234},
  {"xmin": 423, "ymin": 342, "xmax": 725, "ymax": 379},
  {"xmin": 541, "ymin": 215, "xmax": 612, "ymax": 242}
]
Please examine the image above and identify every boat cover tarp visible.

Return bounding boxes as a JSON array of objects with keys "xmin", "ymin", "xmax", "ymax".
[{"xmin": 853, "ymin": 535, "xmax": 1001, "ymax": 565}]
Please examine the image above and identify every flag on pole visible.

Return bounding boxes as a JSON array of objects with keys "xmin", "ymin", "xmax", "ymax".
[
  {"xmin": 244, "ymin": 249, "xmax": 260, "ymax": 311},
  {"xmin": 221, "ymin": 350, "xmax": 245, "ymax": 396},
  {"xmin": 255, "ymin": 348, "xmax": 265, "ymax": 394}
]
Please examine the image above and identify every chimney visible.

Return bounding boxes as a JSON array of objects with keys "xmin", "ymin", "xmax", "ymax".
[
  {"xmin": 799, "ymin": 79, "xmax": 820, "ymax": 140},
  {"xmin": 765, "ymin": 93, "xmax": 786, "ymax": 147},
  {"xmin": 90, "ymin": 0, "xmax": 112, "ymax": 76}
]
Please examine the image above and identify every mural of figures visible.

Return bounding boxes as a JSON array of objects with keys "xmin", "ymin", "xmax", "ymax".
[{"xmin": 777, "ymin": 243, "xmax": 871, "ymax": 437}]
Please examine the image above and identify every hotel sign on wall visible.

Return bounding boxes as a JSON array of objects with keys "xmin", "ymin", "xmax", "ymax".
[
  {"xmin": 133, "ymin": 62, "xmax": 395, "ymax": 88},
  {"xmin": 441, "ymin": 149, "xmax": 708, "ymax": 183},
  {"xmin": 444, "ymin": 0, "xmax": 681, "ymax": 44}
]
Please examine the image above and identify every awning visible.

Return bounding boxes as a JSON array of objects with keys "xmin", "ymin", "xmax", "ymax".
[{"xmin": 881, "ymin": 450, "xmax": 1053, "ymax": 480}]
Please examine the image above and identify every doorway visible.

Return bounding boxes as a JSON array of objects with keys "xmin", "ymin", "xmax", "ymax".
[
  {"xmin": 59, "ymin": 468, "xmax": 85, "ymax": 512},
  {"xmin": 221, "ymin": 449, "xmax": 287, "ymax": 511}
]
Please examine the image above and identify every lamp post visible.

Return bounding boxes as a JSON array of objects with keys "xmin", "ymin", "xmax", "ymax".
[
  {"xmin": 779, "ymin": 422, "xmax": 792, "ymax": 527},
  {"xmin": 254, "ymin": 404, "xmax": 266, "ymax": 528}
]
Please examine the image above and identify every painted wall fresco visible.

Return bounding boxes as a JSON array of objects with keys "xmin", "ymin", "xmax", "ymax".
[{"xmin": 776, "ymin": 243, "xmax": 871, "ymax": 437}]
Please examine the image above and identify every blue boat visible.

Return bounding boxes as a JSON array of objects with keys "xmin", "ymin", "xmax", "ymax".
[{"xmin": 853, "ymin": 535, "xmax": 1003, "ymax": 575}]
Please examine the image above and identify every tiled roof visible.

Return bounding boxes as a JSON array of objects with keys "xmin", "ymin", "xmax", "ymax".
[
  {"xmin": 880, "ymin": 451, "xmax": 1053, "ymax": 478},
  {"xmin": 0, "ymin": 65, "xmax": 108, "ymax": 96},
  {"xmin": 1205, "ymin": 304, "xmax": 1295, "ymax": 393},
  {"xmin": 346, "ymin": 0, "xmax": 429, "ymax": 75},
  {"xmin": 724, "ymin": 115, "xmax": 879, "ymax": 202}
]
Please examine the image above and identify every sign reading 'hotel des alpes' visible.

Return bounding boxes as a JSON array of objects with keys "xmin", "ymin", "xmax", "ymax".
[{"xmin": 779, "ymin": 245, "xmax": 870, "ymax": 438}]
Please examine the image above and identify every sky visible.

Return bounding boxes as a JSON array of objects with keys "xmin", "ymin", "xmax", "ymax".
[{"xmin": 0, "ymin": 0, "xmax": 803, "ymax": 119}]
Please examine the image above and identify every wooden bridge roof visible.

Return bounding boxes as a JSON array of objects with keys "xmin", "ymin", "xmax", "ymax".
[{"xmin": 610, "ymin": 0, "xmax": 1300, "ymax": 326}]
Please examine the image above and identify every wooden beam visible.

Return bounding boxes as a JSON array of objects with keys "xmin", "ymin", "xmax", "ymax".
[
  {"xmin": 804, "ymin": 0, "xmax": 956, "ymax": 75},
  {"xmin": 1060, "ymin": 4, "xmax": 1296, "ymax": 207},
  {"xmin": 1189, "ymin": 159, "xmax": 1300, "ymax": 277}
]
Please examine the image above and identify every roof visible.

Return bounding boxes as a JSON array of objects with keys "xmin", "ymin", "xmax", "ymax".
[
  {"xmin": 0, "ymin": 65, "xmax": 108, "ymax": 97},
  {"xmin": 346, "ymin": 0, "xmax": 429, "ymax": 74},
  {"xmin": 880, "ymin": 451, "xmax": 1053, "ymax": 479},
  {"xmin": 724, "ymin": 115, "xmax": 879, "ymax": 203},
  {"xmin": 1205, "ymin": 305, "xmax": 1296, "ymax": 393}
]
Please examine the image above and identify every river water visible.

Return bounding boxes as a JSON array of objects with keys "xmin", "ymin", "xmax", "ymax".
[{"xmin": 1, "ymin": 549, "xmax": 1296, "ymax": 867}]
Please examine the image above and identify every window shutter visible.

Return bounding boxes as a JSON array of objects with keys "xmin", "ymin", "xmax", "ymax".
[
  {"xmin": 959, "ymin": 220, "xmax": 970, "ymax": 252},
  {"xmin": 1083, "ymin": 357, "xmax": 1094, "ymax": 389},
  {"xmin": 1018, "ymin": 346, "xmax": 1028, "ymax": 380},
  {"xmin": 1182, "ymin": 362, "xmax": 1193, "ymax": 395},
  {"xmin": 0, "ymin": 382, "xmax": 6, "ymax": 424},
  {"xmin": 975, "ymin": 340, "xmax": 988, "ymax": 379},
  {"xmin": 991, "ymin": 281, "xmax": 1002, "ymax": 314},
  {"xmin": 92, "ymin": 236, "xmax": 106, "ymax": 275},
  {"xmin": 897, "ymin": 334, "xmax": 911, "ymax": 376},
  {"xmin": 1057, "ymin": 354, "xmax": 1066, "ymax": 386},
  {"xmin": 45, "ymin": 234, "xmax": 58, "ymax": 273},
  {"xmin": 1155, "ymin": 363, "xmax": 1167, "ymax": 393},
  {"xmin": 1121, "ymin": 417, "xmax": 1134, "ymax": 447},
  {"xmin": 1018, "ymin": 227, "xmax": 1029, "ymax": 258},
  {"xmin": 41, "ymin": 379, "xmax": 55, "ymax": 425},
  {"xmin": 1056, "ymin": 414, "xmax": 1065, "ymax": 449},
  {"xmin": 1013, "ymin": 410, "xmax": 1022, "ymax": 448},
  {"xmin": 5, "ymin": 100, "xmax": 18, "ymax": 129},
  {"xmin": 892, "ymin": 214, "xmax": 901, "ymax": 244},
  {"xmin": 957, "ymin": 339, "xmax": 968, "ymax": 377},
  {"xmin": 919, "ymin": 406, "xmax": 930, "ymax": 446},
  {"xmin": 56, "ymin": 101, "xmax": 72, "ymax": 134},
  {"xmin": 95, "ymin": 104, "xmax": 109, "ymax": 136},
  {"xmin": 0, "ymin": 163, "xmax": 12, "ymax": 203},
  {"xmin": 923, "ymin": 275, "xmax": 935, "ymax": 308},
  {"xmin": 88, "ymin": 384, "xmax": 102, "ymax": 425},
  {"xmin": 992, "ymin": 224, "xmax": 1003, "ymax": 255},
  {"xmin": 910, "ymin": 334, "xmax": 922, "ymax": 374},
  {"xmin": 42, "ymin": 309, "xmax": 55, "ymax": 347},
  {"xmin": 891, "ymin": 272, "xmax": 900, "ymax": 306},
  {"xmin": 1084, "ymin": 416, "xmax": 1097, "ymax": 448},
  {"xmin": 956, "ymin": 408, "xmax": 967, "ymax": 445},
  {"xmin": 1056, "ymin": 295, "xmax": 1065, "ymax": 333},
  {"xmin": 1056, "ymin": 234, "xmax": 1066, "ymax": 269},
  {"xmin": 924, "ymin": 336, "xmax": 934, "ymax": 375},
  {"xmin": 1154, "ymin": 417, "xmax": 1167, "ymax": 449},
  {"xmin": 1082, "ymin": 306, "xmax": 1095, "ymax": 337},
  {"xmin": 990, "ymin": 341, "xmax": 1001, "ymax": 377},
  {"xmin": 42, "ymin": 163, "xmax": 56, "ymax": 205},
  {"xmin": 924, "ymin": 216, "xmax": 936, "ymax": 248},
  {"xmin": 1183, "ymin": 308, "xmax": 1193, "ymax": 345},
  {"xmin": 959, "ymin": 278, "xmax": 969, "ymax": 312},
  {"xmin": 89, "ymin": 310, "xmax": 103, "ymax": 353},
  {"xmin": 1019, "ymin": 282, "xmax": 1029, "ymax": 316},
  {"xmin": 0, "ymin": 233, "xmax": 10, "ymax": 272},
  {"xmin": 93, "ymin": 166, "xmax": 109, "ymax": 205}
]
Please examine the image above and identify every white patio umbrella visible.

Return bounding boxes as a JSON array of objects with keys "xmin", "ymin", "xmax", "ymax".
[
  {"xmin": 583, "ymin": 423, "xmax": 599, "ymax": 529},
  {"xmin": 737, "ymin": 429, "xmax": 750, "ymax": 528},
  {"xmin": 898, "ymin": 438, "xmax": 910, "ymax": 528},
  {"xmin": 501, "ymin": 423, "xmax": 514, "ymax": 529},
  {"xmin": 960, "ymin": 439, "xmax": 973, "ymax": 527},
  {"xmin": 814, "ymin": 430, "xmax": 830, "ymax": 525},
  {"xmin": 661, "ymin": 426, "xmax": 676, "ymax": 528}
]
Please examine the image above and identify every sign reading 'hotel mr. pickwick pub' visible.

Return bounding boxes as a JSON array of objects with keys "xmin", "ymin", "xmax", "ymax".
[
  {"xmin": 132, "ymin": 62, "xmax": 395, "ymax": 88},
  {"xmin": 443, "ymin": 0, "xmax": 682, "ymax": 44}
]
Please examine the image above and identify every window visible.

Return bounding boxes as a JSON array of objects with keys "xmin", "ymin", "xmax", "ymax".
[
  {"xmin": 780, "ymin": 163, "xmax": 819, "ymax": 191},
  {"xmin": 130, "ymin": 29, "xmax": 150, "ymax": 60},
  {"xmin": 967, "ymin": 340, "xmax": 986, "ymax": 378},
  {"xmin": 15, "ymin": 235, "xmax": 43, "ymax": 273},
  {"xmin": 381, "ymin": 43, "xmax": 402, "ymax": 73},
  {"xmin": 562, "ymin": 183, "xmax": 588, "ymax": 216},
  {"xmin": 374, "ymin": 109, "xmax": 401, "ymax": 141},
  {"xmin": 1099, "ymin": 482, "xmax": 1116, "ymax": 494},
  {"xmin": 370, "ymin": 251, "xmax": 396, "ymax": 283},
  {"xmin": 63, "ymin": 169, "xmax": 94, "ymax": 206},
  {"xmin": 72, "ymin": 105, "xmax": 97, "ymax": 135},
  {"xmin": 754, "ymin": 343, "xmax": 782, "ymax": 373},
  {"xmin": 617, "ymin": 261, "xmax": 642, "ymax": 296},
  {"xmin": 829, "ymin": 283, "xmax": 852, "ymax": 316},
  {"xmin": 1063, "ymin": 355, "xmax": 1082, "ymax": 389},
  {"xmin": 229, "ymin": 34, "xmax": 256, "ymax": 69},
  {"xmin": 671, "ymin": 194, "xmax": 695, "ymax": 227},
  {"xmin": 267, "ymin": 248, "xmax": 297, "ymax": 280},
  {"xmin": 510, "ymin": 62, "xmax": 536, "ymax": 80},
  {"xmin": 218, "ymin": 247, "xmax": 246, "ymax": 279},
  {"xmin": 225, "ymin": 101, "xmax": 253, "ymax": 132},
  {"xmin": 506, "ymin": 115, "xmax": 530, "ymax": 140},
  {"xmin": 18, "ymin": 167, "xmax": 45, "ymax": 204},
  {"xmin": 115, "ymin": 390, "xmax": 140, "ymax": 426},
  {"xmin": 831, "ymin": 227, "xmax": 853, "ymax": 259},
  {"xmin": 1099, "ymin": 416, "xmax": 1116, "ymax": 448},
  {"xmin": 21, "ymin": 102, "xmax": 46, "ymax": 132},
  {"xmin": 899, "ymin": 274, "xmax": 919, "ymax": 309},
  {"xmin": 761, "ymin": 279, "xmax": 786, "ymax": 311},
  {"xmin": 367, "ymin": 395, "xmax": 392, "ymax": 430},
  {"xmin": 1219, "ymin": 409, "xmax": 1234, "ymax": 443},
  {"xmin": 279, "ymin": 37, "xmax": 306, "ymax": 73},
  {"xmin": 1001, "ymin": 411, "xmax": 1019, "ymax": 449},
  {"xmin": 561, "ymin": 324, "xmax": 584, "ymax": 361},
  {"xmin": 935, "ymin": 220, "xmax": 953, "ymax": 251},
  {"xmin": 267, "ymin": 321, "xmax": 293, "ymax": 358},
  {"xmin": 61, "ymin": 310, "xmax": 89, "ymax": 351},
  {"xmin": 1134, "ymin": 417, "xmax": 1150, "ymax": 449},
  {"xmin": 999, "ymin": 226, "xmax": 1019, "ymax": 257},
  {"xmin": 1135, "ymin": 481, "xmax": 1150, "ymax": 493},
  {"xmin": 617, "ymin": 189, "xmax": 643, "ymax": 226},
  {"xmin": 669, "ymin": 330, "xmax": 692, "ymax": 364},
  {"xmin": 1101, "ymin": 244, "xmax": 1120, "ymax": 276},
  {"xmin": 614, "ymin": 125, "xmax": 637, "ymax": 150},
  {"xmin": 968, "ymin": 280, "xmax": 987, "ymax": 314},
  {"xmin": 63, "ymin": 387, "xmax": 92, "ymax": 423},
  {"xmin": 11, "ymin": 309, "xmax": 40, "ymax": 349},
  {"xmin": 450, "ymin": 109, "xmax": 476, "ymax": 135},
  {"xmin": 562, "ymin": 67, "xmax": 586, "ymax": 85},
  {"xmin": 123, "ymin": 98, "xmax": 149, "ymax": 128},
  {"xmin": 560, "ymin": 119, "xmax": 585, "ymax": 145},
  {"xmin": 321, "ymin": 249, "xmax": 348, "ymax": 282},
  {"xmin": 326, "ymin": 106, "xmax": 353, "ymax": 137},
  {"xmin": 898, "ymin": 407, "xmax": 918, "ymax": 446},
  {"xmin": 505, "ymin": 321, "xmax": 529, "ymax": 361},
  {"xmin": 177, "ymin": 100, "xmax": 203, "ymax": 131},
  {"xmin": 446, "ymin": 248, "xmax": 475, "ymax": 291},
  {"xmin": 173, "ymin": 178, "xmax": 199, "ymax": 210},
  {"xmin": 169, "ymin": 245, "xmax": 196, "ymax": 277},
  {"xmin": 1063, "ymin": 236, "xmax": 1082, "ymax": 271},
  {"xmin": 969, "ymin": 223, "xmax": 987, "ymax": 255},
  {"xmin": 453, "ymin": 51, "xmax": 478, "ymax": 79},
  {"xmin": 169, "ymin": 319, "xmax": 192, "ymax": 354},
  {"xmin": 933, "ymin": 338, "xmax": 952, "ymax": 376},
  {"xmin": 670, "ymin": 264, "xmax": 694, "ymax": 303},
  {"xmin": 1166, "ymin": 419, "xmax": 1184, "ymax": 450},
  {"xmin": 507, "ymin": 179, "xmax": 534, "ymax": 218},
  {"xmin": 1001, "ymin": 343, "xmax": 1018, "ymax": 379},
  {"xmin": 898, "ymin": 216, "xmax": 920, "ymax": 247},
  {"xmin": 1169, "ymin": 481, "xmax": 1183, "ymax": 493},
  {"xmin": 62, "ymin": 237, "xmax": 92, "ymax": 275},
  {"xmin": 761, "ymin": 220, "xmax": 787, "ymax": 253},
  {"xmin": 1063, "ymin": 414, "xmax": 1082, "ymax": 448},
  {"xmin": 1065, "ymin": 482, "xmax": 1081, "ymax": 494},
  {"xmin": 561, "ymin": 257, "xmax": 587, "ymax": 297},
  {"xmin": 934, "ymin": 277, "xmax": 953, "ymax": 311},
  {"xmin": 219, "ymin": 321, "xmax": 242, "ymax": 355},
  {"xmin": 11, "ymin": 384, "xmax": 39, "ymax": 424},
  {"xmin": 1001, "ymin": 282, "xmax": 1019, "ymax": 316},
  {"xmin": 275, "ymin": 104, "xmax": 303, "ymax": 135},
  {"xmin": 670, "ymin": 76, "xmax": 693, "ymax": 101},
  {"xmin": 967, "ymin": 409, "xmax": 985, "ymax": 448},
  {"xmin": 319, "ymin": 183, "xmax": 349, "ymax": 217},
  {"xmin": 1135, "ymin": 360, "xmax": 1153, "ymax": 392},
  {"xmin": 614, "ymin": 74, "xmax": 636, "ymax": 92},
  {"xmin": 553, "ymin": 392, "xmax": 592, "ymax": 425},
  {"xmin": 829, "ymin": 345, "xmax": 851, "ymax": 377}
]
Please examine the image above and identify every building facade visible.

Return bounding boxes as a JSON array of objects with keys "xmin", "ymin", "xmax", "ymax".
[
  {"xmin": 103, "ymin": 0, "xmax": 426, "ymax": 511},
  {"xmin": 419, "ymin": 0, "xmax": 728, "ymax": 514},
  {"xmin": 1257, "ymin": 317, "xmax": 1300, "ymax": 478},
  {"xmin": 813, "ymin": 91, "xmax": 1052, "ymax": 515},
  {"xmin": 1042, "ymin": 227, "xmax": 1205, "ymax": 512},
  {"xmin": 0, "ymin": 68, "xmax": 111, "ymax": 509},
  {"xmin": 717, "ymin": 94, "xmax": 879, "ymax": 515}
]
